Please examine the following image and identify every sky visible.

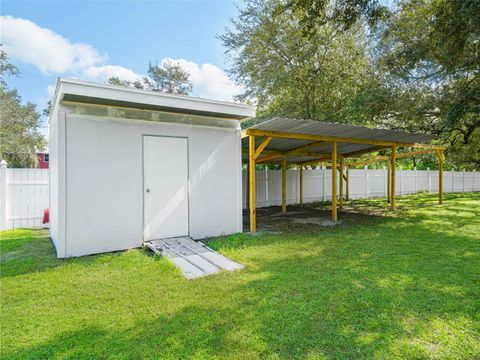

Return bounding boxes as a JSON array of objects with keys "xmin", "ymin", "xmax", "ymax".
[{"xmin": 1, "ymin": 0, "xmax": 244, "ymax": 136}]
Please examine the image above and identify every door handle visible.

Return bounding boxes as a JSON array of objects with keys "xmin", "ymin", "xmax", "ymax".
[{"xmin": 146, "ymin": 188, "xmax": 151, "ymax": 193}]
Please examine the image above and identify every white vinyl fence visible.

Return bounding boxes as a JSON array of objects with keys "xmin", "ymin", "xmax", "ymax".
[
  {"xmin": 242, "ymin": 166, "xmax": 480, "ymax": 209},
  {"xmin": 0, "ymin": 162, "xmax": 478, "ymax": 230},
  {"xmin": 0, "ymin": 162, "xmax": 49, "ymax": 230}
]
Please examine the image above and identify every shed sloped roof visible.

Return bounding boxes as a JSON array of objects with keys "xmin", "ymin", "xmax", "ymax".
[
  {"xmin": 242, "ymin": 117, "xmax": 436, "ymax": 163},
  {"xmin": 52, "ymin": 78, "xmax": 256, "ymax": 121}
]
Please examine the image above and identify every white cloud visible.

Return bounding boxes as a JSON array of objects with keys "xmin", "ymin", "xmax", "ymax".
[
  {"xmin": 1, "ymin": 16, "xmax": 244, "ymax": 102},
  {"xmin": 83, "ymin": 59, "xmax": 244, "ymax": 102},
  {"xmin": 0, "ymin": 15, "xmax": 106, "ymax": 74},
  {"xmin": 161, "ymin": 58, "xmax": 244, "ymax": 101},
  {"xmin": 82, "ymin": 65, "xmax": 143, "ymax": 83}
]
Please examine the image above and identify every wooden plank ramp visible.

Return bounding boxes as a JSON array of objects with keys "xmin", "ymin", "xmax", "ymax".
[{"xmin": 144, "ymin": 237, "xmax": 244, "ymax": 280}]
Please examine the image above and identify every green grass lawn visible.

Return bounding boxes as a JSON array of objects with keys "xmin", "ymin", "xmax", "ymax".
[{"xmin": 1, "ymin": 193, "xmax": 479, "ymax": 359}]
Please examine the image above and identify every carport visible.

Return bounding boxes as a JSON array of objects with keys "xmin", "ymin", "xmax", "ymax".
[{"xmin": 242, "ymin": 117, "xmax": 445, "ymax": 232}]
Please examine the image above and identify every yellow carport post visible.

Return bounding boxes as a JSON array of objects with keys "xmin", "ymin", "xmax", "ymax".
[
  {"xmin": 436, "ymin": 149, "xmax": 444, "ymax": 205},
  {"xmin": 249, "ymin": 135, "xmax": 256, "ymax": 232},
  {"xmin": 332, "ymin": 142, "xmax": 338, "ymax": 221},
  {"xmin": 391, "ymin": 146, "xmax": 396, "ymax": 210},
  {"xmin": 282, "ymin": 158, "xmax": 287, "ymax": 213}
]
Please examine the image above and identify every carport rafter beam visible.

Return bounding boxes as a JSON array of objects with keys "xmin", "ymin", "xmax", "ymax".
[
  {"xmin": 348, "ymin": 155, "xmax": 389, "ymax": 167},
  {"xmin": 284, "ymin": 140, "xmax": 327, "ymax": 155},
  {"xmin": 245, "ymin": 128, "xmax": 444, "ymax": 150},
  {"xmin": 256, "ymin": 151, "xmax": 331, "ymax": 164},
  {"xmin": 255, "ymin": 141, "xmax": 329, "ymax": 163},
  {"xmin": 343, "ymin": 147, "xmax": 391, "ymax": 158},
  {"xmin": 256, "ymin": 152, "xmax": 285, "ymax": 163},
  {"xmin": 257, "ymin": 152, "xmax": 332, "ymax": 163},
  {"xmin": 242, "ymin": 148, "xmax": 279, "ymax": 155},
  {"xmin": 298, "ymin": 156, "xmax": 332, "ymax": 166},
  {"xmin": 348, "ymin": 148, "xmax": 438, "ymax": 168}
]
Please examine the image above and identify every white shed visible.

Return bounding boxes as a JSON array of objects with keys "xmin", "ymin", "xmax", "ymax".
[{"xmin": 49, "ymin": 79, "xmax": 255, "ymax": 258}]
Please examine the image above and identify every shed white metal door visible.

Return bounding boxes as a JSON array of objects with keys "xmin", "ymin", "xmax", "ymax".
[{"xmin": 143, "ymin": 136, "xmax": 189, "ymax": 241}]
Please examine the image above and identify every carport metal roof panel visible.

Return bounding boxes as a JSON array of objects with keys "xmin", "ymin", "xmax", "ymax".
[{"xmin": 241, "ymin": 117, "xmax": 436, "ymax": 163}]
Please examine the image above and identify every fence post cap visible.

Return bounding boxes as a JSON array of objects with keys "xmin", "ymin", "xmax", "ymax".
[{"xmin": 0, "ymin": 160, "xmax": 7, "ymax": 168}]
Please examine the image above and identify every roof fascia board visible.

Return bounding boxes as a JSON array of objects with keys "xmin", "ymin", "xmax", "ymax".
[{"xmin": 56, "ymin": 78, "xmax": 255, "ymax": 119}]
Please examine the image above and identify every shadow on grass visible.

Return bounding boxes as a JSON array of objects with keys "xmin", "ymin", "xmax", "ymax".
[
  {"xmin": 0, "ymin": 229, "xmax": 156, "ymax": 279},
  {"xmin": 234, "ymin": 237, "xmax": 479, "ymax": 358},
  {"xmin": 2, "ymin": 193, "xmax": 479, "ymax": 358},
  {"xmin": 0, "ymin": 229, "xmax": 62, "ymax": 278},
  {"xmin": 2, "ymin": 306, "xmax": 246, "ymax": 359},
  {"xmin": 209, "ymin": 193, "xmax": 480, "ymax": 357},
  {"xmin": 234, "ymin": 208, "xmax": 479, "ymax": 357},
  {"xmin": 5, "ymin": 213, "xmax": 479, "ymax": 358}
]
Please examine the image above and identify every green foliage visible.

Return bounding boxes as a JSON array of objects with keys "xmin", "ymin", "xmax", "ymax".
[
  {"xmin": 144, "ymin": 60, "xmax": 192, "ymax": 95},
  {"xmin": 223, "ymin": 0, "xmax": 479, "ymax": 169},
  {"xmin": 1, "ymin": 193, "xmax": 480, "ymax": 358},
  {"xmin": 106, "ymin": 76, "xmax": 144, "ymax": 89},
  {"xmin": 376, "ymin": 0, "xmax": 480, "ymax": 169},
  {"xmin": 0, "ymin": 50, "xmax": 18, "ymax": 86},
  {"xmin": 283, "ymin": 0, "xmax": 390, "ymax": 32},
  {"xmin": 0, "ymin": 50, "xmax": 46, "ymax": 168},
  {"xmin": 106, "ymin": 60, "xmax": 193, "ymax": 95},
  {"xmin": 220, "ymin": 0, "xmax": 379, "ymax": 124}
]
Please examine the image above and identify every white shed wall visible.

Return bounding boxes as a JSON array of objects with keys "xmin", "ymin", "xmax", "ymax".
[
  {"xmin": 61, "ymin": 114, "xmax": 242, "ymax": 257},
  {"xmin": 48, "ymin": 110, "xmax": 60, "ymax": 253}
]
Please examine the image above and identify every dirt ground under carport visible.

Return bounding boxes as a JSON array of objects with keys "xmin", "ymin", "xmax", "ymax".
[{"xmin": 243, "ymin": 201, "xmax": 395, "ymax": 233}]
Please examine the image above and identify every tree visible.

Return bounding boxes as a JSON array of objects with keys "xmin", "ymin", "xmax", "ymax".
[
  {"xmin": 222, "ymin": 0, "xmax": 479, "ymax": 169},
  {"xmin": 144, "ymin": 60, "xmax": 192, "ymax": 95},
  {"xmin": 106, "ymin": 60, "xmax": 193, "ymax": 95},
  {"xmin": 0, "ymin": 50, "xmax": 46, "ymax": 167},
  {"xmin": 0, "ymin": 50, "xmax": 18, "ymax": 86},
  {"xmin": 281, "ymin": 0, "xmax": 390, "ymax": 32},
  {"xmin": 220, "ymin": 0, "xmax": 379, "ymax": 124},
  {"xmin": 378, "ymin": 0, "xmax": 480, "ymax": 169},
  {"xmin": 106, "ymin": 76, "xmax": 144, "ymax": 90}
]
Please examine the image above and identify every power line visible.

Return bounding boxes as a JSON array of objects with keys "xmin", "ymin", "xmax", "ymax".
[
  {"xmin": 1, "ymin": 41, "xmax": 103, "ymax": 80},
  {"xmin": 9, "ymin": 71, "xmax": 58, "ymax": 81},
  {"xmin": 1, "ymin": 41, "xmax": 95, "ymax": 59}
]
